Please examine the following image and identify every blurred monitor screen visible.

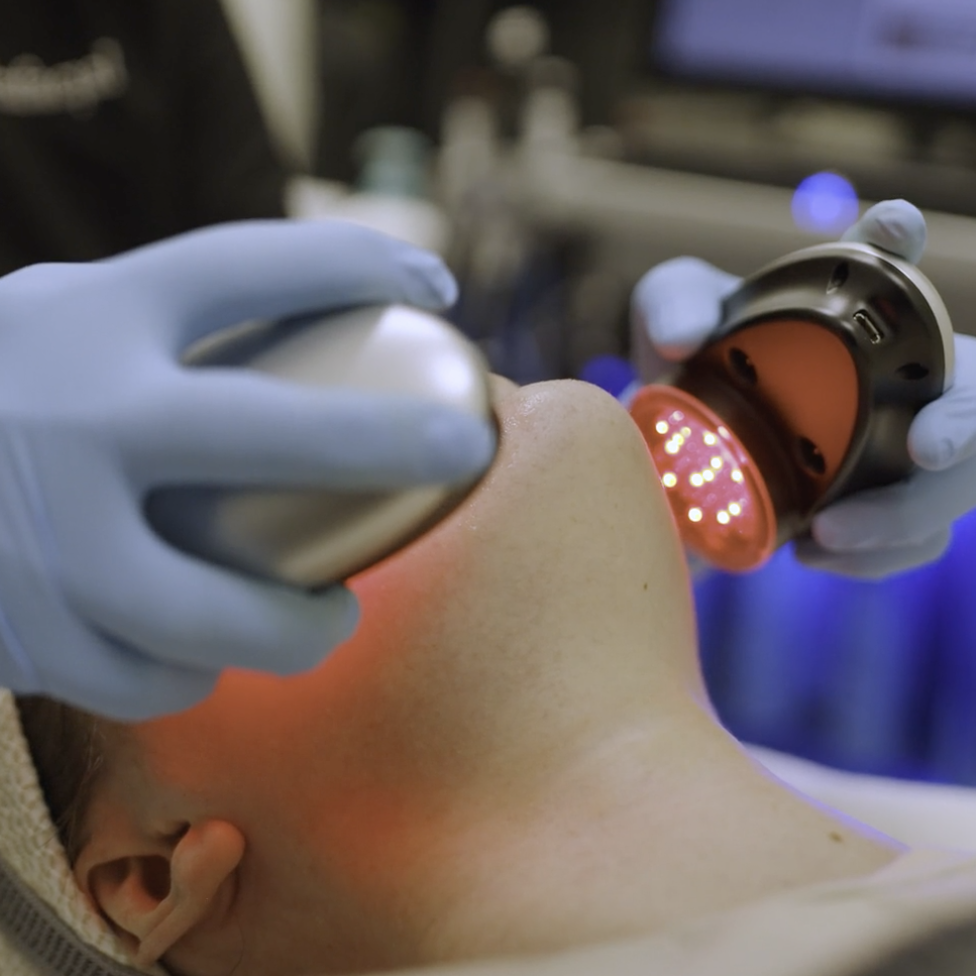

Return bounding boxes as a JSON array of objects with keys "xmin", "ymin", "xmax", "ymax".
[{"xmin": 653, "ymin": 0, "xmax": 976, "ymax": 105}]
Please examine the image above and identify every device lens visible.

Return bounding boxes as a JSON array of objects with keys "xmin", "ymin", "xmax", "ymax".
[{"xmin": 630, "ymin": 385, "xmax": 777, "ymax": 572}]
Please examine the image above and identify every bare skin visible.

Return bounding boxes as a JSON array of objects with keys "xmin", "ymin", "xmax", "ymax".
[{"xmin": 73, "ymin": 378, "xmax": 903, "ymax": 976}]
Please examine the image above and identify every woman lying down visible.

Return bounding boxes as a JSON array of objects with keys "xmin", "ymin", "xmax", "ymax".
[{"xmin": 5, "ymin": 376, "xmax": 976, "ymax": 976}]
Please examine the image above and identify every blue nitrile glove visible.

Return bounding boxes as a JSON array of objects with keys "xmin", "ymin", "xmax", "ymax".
[
  {"xmin": 632, "ymin": 199, "xmax": 976, "ymax": 579},
  {"xmin": 0, "ymin": 220, "xmax": 495, "ymax": 719}
]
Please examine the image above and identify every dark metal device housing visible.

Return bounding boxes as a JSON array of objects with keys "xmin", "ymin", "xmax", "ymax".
[{"xmin": 672, "ymin": 241, "xmax": 954, "ymax": 547}]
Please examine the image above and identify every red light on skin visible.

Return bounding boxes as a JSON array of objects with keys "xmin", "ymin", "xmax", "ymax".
[{"xmin": 630, "ymin": 386, "xmax": 777, "ymax": 573}]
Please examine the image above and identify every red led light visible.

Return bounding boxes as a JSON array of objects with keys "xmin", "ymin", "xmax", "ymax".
[{"xmin": 630, "ymin": 385, "xmax": 777, "ymax": 572}]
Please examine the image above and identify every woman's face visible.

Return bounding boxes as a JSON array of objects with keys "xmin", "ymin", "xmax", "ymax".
[{"xmin": 80, "ymin": 377, "xmax": 702, "ymax": 975}]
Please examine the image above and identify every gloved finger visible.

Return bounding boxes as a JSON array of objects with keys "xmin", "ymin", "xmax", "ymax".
[
  {"xmin": 810, "ymin": 453, "xmax": 976, "ymax": 552},
  {"xmin": 68, "ymin": 511, "xmax": 361, "ymax": 676},
  {"xmin": 632, "ymin": 257, "xmax": 741, "ymax": 361},
  {"xmin": 126, "ymin": 368, "xmax": 496, "ymax": 489},
  {"xmin": 105, "ymin": 220, "xmax": 459, "ymax": 351},
  {"xmin": 44, "ymin": 457, "xmax": 361, "ymax": 677},
  {"xmin": 908, "ymin": 334, "xmax": 976, "ymax": 471},
  {"xmin": 0, "ymin": 259, "xmax": 105, "ymax": 300},
  {"xmin": 793, "ymin": 528, "xmax": 950, "ymax": 580},
  {"xmin": 841, "ymin": 199, "xmax": 926, "ymax": 264},
  {"xmin": 46, "ymin": 632, "xmax": 221, "ymax": 721}
]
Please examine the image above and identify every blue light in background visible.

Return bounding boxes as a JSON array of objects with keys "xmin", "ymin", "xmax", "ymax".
[{"xmin": 791, "ymin": 172, "xmax": 860, "ymax": 234}]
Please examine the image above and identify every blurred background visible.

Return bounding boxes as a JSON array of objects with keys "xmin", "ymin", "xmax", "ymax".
[{"xmin": 54, "ymin": 0, "xmax": 976, "ymax": 783}]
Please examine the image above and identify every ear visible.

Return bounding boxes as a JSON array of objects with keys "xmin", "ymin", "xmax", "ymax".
[{"xmin": 74, "ymin": 814, "xmax": 246, "ymax": 969}]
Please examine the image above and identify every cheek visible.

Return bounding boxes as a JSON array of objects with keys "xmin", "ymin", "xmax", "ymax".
[
  {"xmin": 131, "ymin": 670, "xmax": 337, "ymax": 803},
  {"xmin": 129, "ymin": 613, "xmax": 422, "ymax": 813}
]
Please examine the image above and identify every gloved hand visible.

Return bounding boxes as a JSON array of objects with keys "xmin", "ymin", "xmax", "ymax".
[
  {"xmin": 632, "ymin": 199, "xmax": 976, "ymax": 579},
  {"xmin": 0, "ymin": 220, "xmax": 495, "ymax": 719}
]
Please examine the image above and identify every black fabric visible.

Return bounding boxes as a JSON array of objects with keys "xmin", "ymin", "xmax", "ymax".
[{"xmin": 0, "ymin": 0, "xmax": 288, "ymax": 277}]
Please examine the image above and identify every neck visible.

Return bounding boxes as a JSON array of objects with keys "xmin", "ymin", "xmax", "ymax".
[
  {"xmin": 412, "ymin": 713, "xmax": 904, "ymax": 963},
  {"xmin": 228, "ymin": 379, "xmax": 903, "ymax": 969},
  {"xmin": 267, "ymin": 682, "xmax": 903, "ymax": 970},
  {"xmin": 256, "ymin": 555, "xmax": 903, "ymax": 967}
]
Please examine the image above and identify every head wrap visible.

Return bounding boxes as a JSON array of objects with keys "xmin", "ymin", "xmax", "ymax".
[{"xmin": 0, "ymin": 689, "xmax": 162, "ymax": 975}]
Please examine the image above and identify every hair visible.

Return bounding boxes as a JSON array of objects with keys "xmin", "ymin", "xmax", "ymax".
[{"xmin": 14, "ymin": 696, "xmax": 110, "ymax": 863}]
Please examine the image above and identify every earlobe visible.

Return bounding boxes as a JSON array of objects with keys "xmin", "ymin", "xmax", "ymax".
[{"xmin": 76, "ymin": 818, "xmax": 246, "ymax": 968}]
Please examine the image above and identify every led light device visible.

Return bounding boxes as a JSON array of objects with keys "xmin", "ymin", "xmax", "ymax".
[{"xmin": 630, "ymin": 242, "xmax": 954, "ymax": 572}]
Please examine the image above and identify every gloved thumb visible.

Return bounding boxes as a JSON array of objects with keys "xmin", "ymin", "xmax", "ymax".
[
  {"xmin": 632, "ymin": 257, "xmax": 742, "ymax": 363},
  {"xmin": 909, "ymin": 334, "xmax": 976, "ymax": 471},
  {"xmin": 842, "ymin": 199, "xmax": 926, "ymax": 265}
]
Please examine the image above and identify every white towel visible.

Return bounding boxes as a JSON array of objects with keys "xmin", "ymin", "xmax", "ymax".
[{"xmin": 0, "ymin": 688, "xmax": 160, "ymax": 975}]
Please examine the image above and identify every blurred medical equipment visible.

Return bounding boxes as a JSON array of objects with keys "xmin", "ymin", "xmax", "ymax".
[
  {"xmin": 221, "ymin": 0, "xmax": 319, "ymax": 170},
  {"xmin": 653, "ymin": 0, "xmax": 976, "ymax": 122},
  {"xmin": 630, "ymin": 238, "xmax": 953, "ymax": 572},
  {"xmin": 430, "ymin": 4, "xmax": 976, "ymax": 366},
  {"xmin": 641, "ymin": 0, "xmax": 976, "ymax": 215},
  {"xmin": 288, "ymin": 126, "xmax": 451, "ymax": 253},
  {"xmin": 148, "ymin": 304, "xmax": 495, "ymax": 588}
]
